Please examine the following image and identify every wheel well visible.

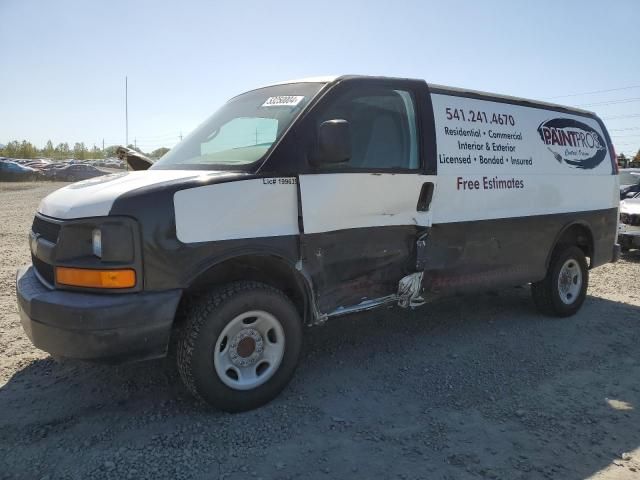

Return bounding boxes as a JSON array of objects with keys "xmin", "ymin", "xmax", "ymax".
[
  {"xmin": 553, "ymin": 223, "xmax": 594, "ymax": 267},
  {"xmin": 181, "ymin": 255, "xmax": 309, "ymax": 323}
]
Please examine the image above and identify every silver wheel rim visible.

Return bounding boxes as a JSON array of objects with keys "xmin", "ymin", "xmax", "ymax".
[
  {"xmin": 557, "ymin": 258, "xmax": 582, "ymax": 305},
  {"xmin": 213, "ymin": 310, "xmax": 285, "ymax": 391}
]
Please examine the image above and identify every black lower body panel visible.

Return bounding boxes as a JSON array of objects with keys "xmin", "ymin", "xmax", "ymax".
[
  {"xmin": 422, "ymin": 208, "xmax": 619, "ymax": 295},
  {"xmin": 302, "ymin": 208, "xmax": 618, "ymax": 313},
  {"xmin": 16, "ymin": 265, "xmax": 182, "ymax": 363}
]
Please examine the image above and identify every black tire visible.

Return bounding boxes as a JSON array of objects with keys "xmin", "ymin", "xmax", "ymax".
[
  {"xmin": 531, "ymin": 245, "xmax": 589, "ymax": 317},
  {"xmin": 177, "ymin": 281, "xmax": 303, "ymax": 412}
]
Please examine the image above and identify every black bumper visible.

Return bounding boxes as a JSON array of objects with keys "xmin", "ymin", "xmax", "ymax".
[
  {"xmin": 16, "ymin": 265, "xmax": 182, "ymax": 363},
  {"xmin": 618, "ymin": 233, "xmax": 640, "ymax": 250}
]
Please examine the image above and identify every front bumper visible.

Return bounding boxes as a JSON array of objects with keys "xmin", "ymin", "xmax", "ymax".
[{"xmin": 16, "ymin": 265, "xmax": 182, "ymax": 363}]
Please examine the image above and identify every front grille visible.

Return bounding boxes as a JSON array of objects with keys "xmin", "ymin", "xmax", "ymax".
[
  {"xmin": 32, "ymin": 216, "xmax": 61, "ymax": 243},
  {"xmin": 620, "ymin": 213, "xmax": 640, "ymax": 226},
  {"xmin": 31, "ymin": 216, "xmax": 60, "ymax": 286},
  {"xmin": 32, "ymin": 254, "xmax": 54, "ymax": 285}
]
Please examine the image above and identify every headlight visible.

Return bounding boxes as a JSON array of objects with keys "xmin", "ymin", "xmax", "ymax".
[
  {"xmin": 57, "ymin": 219, "xmax": 136, "ymax": 263},
  {"xmin": 92, "ymin": 228, "xmax": 102, "ymax": 258},
  {"xmin": 54, "ymin": 217, "xmax": 141, "ymax": 291}
]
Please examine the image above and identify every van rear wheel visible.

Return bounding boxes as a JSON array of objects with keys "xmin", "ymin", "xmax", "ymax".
[
  {"xmin": 531, "ymin": 246, "xmax": 588, "ymax": 317},
  {"xmin": 177, "ymin": 281, "xmax": 302, "ymax": 412}
]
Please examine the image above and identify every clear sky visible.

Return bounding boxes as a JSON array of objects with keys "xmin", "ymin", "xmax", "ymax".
[{"xmin": 1, "ymin": 0, "xmax": 639, "ymax": 156}]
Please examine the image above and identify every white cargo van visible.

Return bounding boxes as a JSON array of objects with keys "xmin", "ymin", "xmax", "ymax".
[{"xmin": 17, "ymin": 75, "xmax": 620, "ymax": 411}]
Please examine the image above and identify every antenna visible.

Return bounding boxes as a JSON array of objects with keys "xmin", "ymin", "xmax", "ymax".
[{"xmin": 125, "ymin": 76, "xmax": 129, "ymax": 146}]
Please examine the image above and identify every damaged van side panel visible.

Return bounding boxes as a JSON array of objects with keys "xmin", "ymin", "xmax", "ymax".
[
  {"xmin": 300, "ymin": 225, "xmax": 424, "ymax": 313},
  {"xmin": 297, "ymin": 173, "xmax": 434, "ymax": 314}
]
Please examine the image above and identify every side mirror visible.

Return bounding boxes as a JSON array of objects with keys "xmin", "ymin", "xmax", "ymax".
[{"xmin": 317, "ymin": 119, "xmax": 351, "ymax": 164}]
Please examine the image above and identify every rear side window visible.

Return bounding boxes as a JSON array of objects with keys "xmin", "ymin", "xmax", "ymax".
[{"xmin": 316, "ymin": 86, "xmax": 419, "ymax": 170}]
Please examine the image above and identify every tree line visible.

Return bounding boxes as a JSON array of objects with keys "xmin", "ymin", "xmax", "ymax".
[
  {"xmin": 0, "ymin": 140, "xmax": 170, "ymax": 160},
  {"xmin": 618, "ymin": 151, "xmax": 640, "ymax": 168},
  {"xmin": 3, "ymin": 138, "xmax": 639, "ymax": 167}
]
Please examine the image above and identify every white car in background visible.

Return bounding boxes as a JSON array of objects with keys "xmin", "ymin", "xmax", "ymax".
[
  {"xmin": 619, "ymin": 169, "xmax": 640, "ymax": 199},
  {"xmin": 619, "ymin": 191, "xmax": 640, "ymax": 251}
]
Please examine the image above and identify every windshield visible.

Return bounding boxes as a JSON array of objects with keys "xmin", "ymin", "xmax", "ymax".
[{"xmin": 152, "ymin": 82, "xmax": 325, "ymax": 170}]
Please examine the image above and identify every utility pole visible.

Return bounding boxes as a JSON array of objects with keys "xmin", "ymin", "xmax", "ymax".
[
  {"xmin": 125, "ymin": 76, "xmax": 129, "ymax": 146},
  {"xmin": 102, "ymin": 138, "xmax": 104, "ymax": 151},
  {"xmin": 179, "ymin": 131, "xmax": 183, "ymax": 141},
  {"xmin": 134, "ymin": 138, "xmax": 137, "ymax": 149}
]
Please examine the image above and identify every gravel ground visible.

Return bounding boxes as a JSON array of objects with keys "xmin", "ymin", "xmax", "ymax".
[{"xmin": 1, "ymin": 181, "xmax": 640, "ymax": 480}]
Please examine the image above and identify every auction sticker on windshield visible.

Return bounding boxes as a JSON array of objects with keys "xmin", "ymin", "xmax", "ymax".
[{"xmin": 262, "ymin": 96, "xmax": 305, "ymax": 107}]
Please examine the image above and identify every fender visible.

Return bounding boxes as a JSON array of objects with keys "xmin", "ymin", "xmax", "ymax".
[
  {"xmin": 184, "ymin": 247, "xmax": 321, "ymax": 325},
  {"xmin": 545, "ymin": 220, "xmax": 594, "ymax": 269}
]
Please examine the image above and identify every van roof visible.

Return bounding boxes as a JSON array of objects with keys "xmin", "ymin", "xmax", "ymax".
[
  {"xmin": 428, "ymin": 82, "xmax": 594, "ymax": 117},
  {"xmin": 257, "ymin": 75, "xmax": 595, "ymax": 118}
]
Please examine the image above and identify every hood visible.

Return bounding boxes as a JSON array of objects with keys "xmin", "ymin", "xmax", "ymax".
[
  {"xmin": 620, "ymin": 198, "xmax": 640, "ymax": 215},
  {"xmin": 38, "ymin": 170, "xmax": 240, "ymax": 219}
]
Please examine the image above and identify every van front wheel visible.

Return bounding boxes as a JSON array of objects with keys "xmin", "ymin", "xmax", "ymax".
[
  {"xmin": 531, "ymin": 246, "xmax": 588, "ymax": 317},
  {"xmin": 177, "ymin": 282, "xmax": 303, "ymax": 412}
]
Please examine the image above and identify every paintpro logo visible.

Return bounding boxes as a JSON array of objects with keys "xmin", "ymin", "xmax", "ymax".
[{"xmin": 537, "ymin": 118, "xmax": 607, "ymax": 169}]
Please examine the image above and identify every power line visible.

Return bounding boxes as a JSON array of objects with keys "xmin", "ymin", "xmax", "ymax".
[
  {"xmin": 575, "ymin": 97, "xmax": 640, "ymax": 107},
  {"xmin": 546, "ymin": 84, "xmax": 640, "ymax": 100},
  {"xmin": 609, "ymin": 127, "xmax": 640, "ymax": 132},
  {"xmin": 602, "ymin": 113, "xmax": 640, "ymax": 120},
  {"xmin": 133, "ymin": 132, "xmax": 183, "ymax": 140}
]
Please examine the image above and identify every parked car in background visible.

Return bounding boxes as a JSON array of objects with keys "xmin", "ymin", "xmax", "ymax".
[
  {"xmin": 105, "ymin": 159, "xmax": 126, "ymax": 169},
  {"xmin": 23, "ymin": 160, "xmax": 52, "ymax": 170},
  {"xmin": 52, "ymin": 163, "xmax": 108, "ymax": 182},
  {"xmin": 619, "ymin": 191, "xmax": 640, "ymax": 252},
  {"xmin": 619, "ymin": 168, "xmax": 640, "ymax": 199},
  {"xmin": 0, "ymin": 160, "xmax": 39, "ymax": 181},
  {"xmin": 39, "ymin": 163, "xmax": 70, "ymax": 179}
]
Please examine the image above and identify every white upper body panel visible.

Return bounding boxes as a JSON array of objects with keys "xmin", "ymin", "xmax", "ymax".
[
  {"xmin": 429, "ymin": 93, "xmax": 619, "ymax": 224},
  {"xmin": 174, "ymin": 178, "xmax": 299, "ymax": 242}
]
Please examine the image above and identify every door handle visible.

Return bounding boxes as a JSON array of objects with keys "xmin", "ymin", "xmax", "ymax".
[{"xmin": 417, "ymin": 182, "xmax": 435, "ymax": 212}]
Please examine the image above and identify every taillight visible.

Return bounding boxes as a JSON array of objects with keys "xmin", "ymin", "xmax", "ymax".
[{"xmin": 610, "ymin": 142, "xmax": 619, "ymax": 174}]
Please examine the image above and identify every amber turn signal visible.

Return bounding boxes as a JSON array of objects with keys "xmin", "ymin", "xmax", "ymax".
[{"xmin": 56, "ymin": 267, "xmax": 136, "ymax": 289}]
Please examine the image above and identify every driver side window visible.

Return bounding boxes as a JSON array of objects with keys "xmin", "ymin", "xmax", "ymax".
[{"xmin": 317, "ymin": 86, "xmax": 419, "ymax": 170}]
